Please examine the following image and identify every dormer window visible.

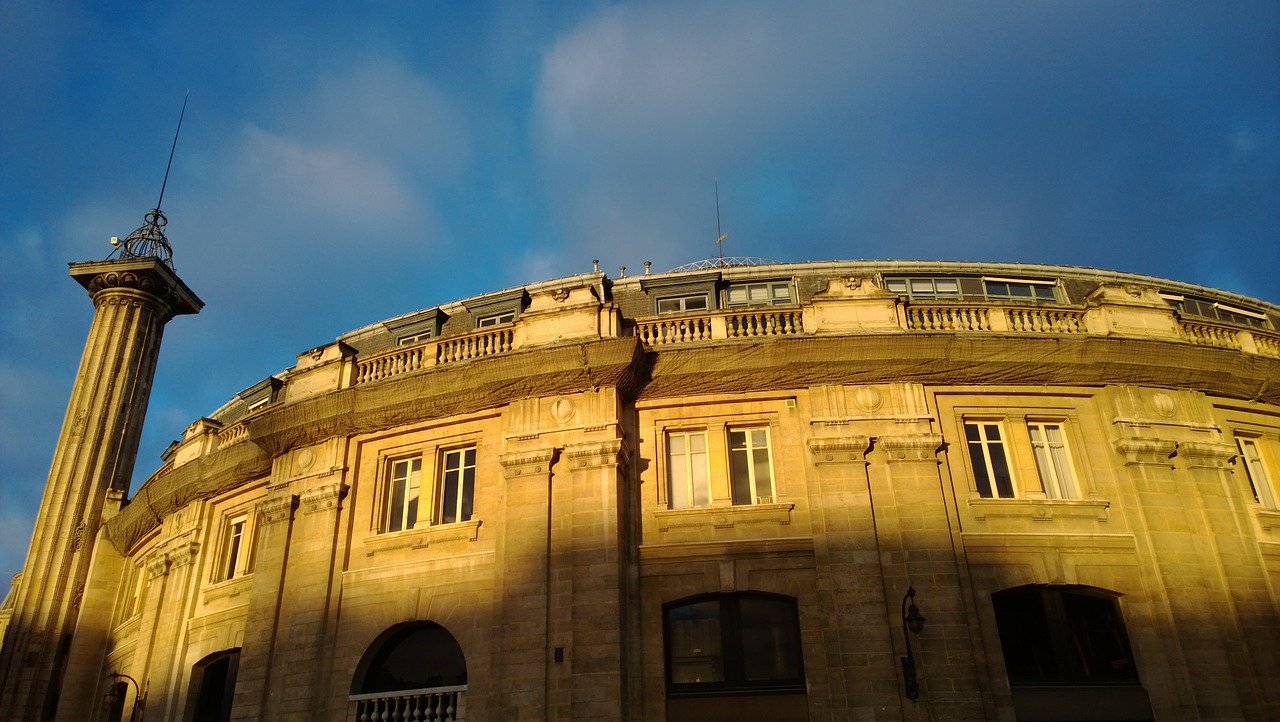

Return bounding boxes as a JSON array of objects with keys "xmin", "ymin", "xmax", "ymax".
[
  {"xmin": 464, "ymin": 288, "xmax": 527, "ymax": 329},
  {"xmin": 656, "ymin": 294, "xmax": 710, "ymax": 314},
  {"xmin": 982, "ymin": 277, "xmax": 1058, "ymax": 302},
  {"xmin": 384, "ymin": 308, "xmax": 446, "ymax": 346},
  {"xmin": 725, "ymin": 281, "xmax": 793, "ymax": 307},
  {"xmin": 884, "ymin": 276, "xmax": 964, "ymax": 300},
  {"xmin": 1164, "ymin": 294, "xmax": 1269, "ymax": 328}
]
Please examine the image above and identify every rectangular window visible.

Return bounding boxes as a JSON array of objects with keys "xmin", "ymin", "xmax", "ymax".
[
  {"xmin": 983, "ymin": 277, "xmax": 1057, "ymax": 302},
  {"xmin": 885, "ymin": 276, "xmax": 963, "ymax": 300},
  {"xmin": 439, "ymin": 446, "xmax": 476, "ymax": 524},
  {"xmin": 477, "ymin": 310, "xmax": 516, "ymax": 327},
  {"xmin": 966, "ymin": 422, "xmax": 1015, "ymax": 498},
  {"xmin": 728, "ymin": 427, "xmax": 774, "ymax": 505},
  {"xmin": 1237, "ymin": 437, "xmax": 1277, "ymax": 509},
  {"xmin": 385, "ymin": 457, "xmax": 422, "ymax": 532},
  {"xmin": 216, "ymin": 514, "xmax": 253, "ymax": 581},
  {"xmin": 725, "ymin": 281, "xmax": 793, "ymax": 307},
  {"xmin": 657, "ymin": 294, "xmax": 710, "ymax": 314},
  {"xmin": 396, "ymin": 331, "xmax": 433, "ymax": 346},
  {"xmin": 667, "ymin": 431, "xmax": 710, "ymax": 509},
  {"xmin": 1028, "ymin": 422, "xmax": 1077, "ymax": 499}
]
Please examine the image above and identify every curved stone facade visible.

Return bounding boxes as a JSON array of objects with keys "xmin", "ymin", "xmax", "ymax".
[{"xmin": 10, "ymin": 260, "xmax": 1280, "ymax": 721}]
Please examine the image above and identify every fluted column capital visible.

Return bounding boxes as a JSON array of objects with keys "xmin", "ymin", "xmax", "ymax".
[{"xmin": 69, "ymin": 257, "xmax": 203, "ymax": 318}]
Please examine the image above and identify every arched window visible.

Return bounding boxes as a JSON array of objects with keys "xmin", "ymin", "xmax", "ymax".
[
  {"xmin": 351, "ymin": 621, "xmax": 467, "ymax": 721},
  {"xmin": 993, "ymin": 586, "xmax": 1152, "ymax": 721},
  {"xmin": 663, "ymin": 593, "xmax": 808, "ymax": 720},
  {"xmin": 185, "ymin": 648, "xmax": 240, "ymax": 722}
]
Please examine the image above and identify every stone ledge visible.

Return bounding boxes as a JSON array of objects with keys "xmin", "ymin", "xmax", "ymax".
[
  {"xmin": 361, "ymin": 519, "xmax": 483, "ymax": 556},
  {"xmin": 960, "ymin": 531, "xmax": 1137, "ymax": 552},
  {"xmin": 968, "ymin": 497, "xmax": 1111, "ymax": 522},
  {"xmin": 654, "ymin": 503, "xmax": 794, "ymax": 533}
]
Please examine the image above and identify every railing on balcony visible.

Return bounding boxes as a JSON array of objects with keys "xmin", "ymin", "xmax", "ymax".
[
  {"xmin": 1179, "ymin": 320, "xmax": 1240, "ymax": 349},
  {"xmin": 350, "ymin": 685, "xmax": 465, "ymax": 722},
  {"xmin": 905, "ymin": 304, "xmax": 992, "ymax": 332},
  {"xmin": 636, "ymin": 308, "xmax": 804, "ymax": 346},
  {"xmin": 355, "ymin": 327, "xmax": 515, "ymax": 385},
  {"xmin": 1004, "ymin": 307, "xmax": 1086, "ymax": 334}
]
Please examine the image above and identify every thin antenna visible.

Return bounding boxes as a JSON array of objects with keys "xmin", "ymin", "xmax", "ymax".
[
  {"xmin": 715, "ymin": 179, "xmax": 727, "ymax": 264},
  {"xmin": 109, "ymin": 92, "xmax": 189, "ymax": 269},
  {"xmin": 155, "ymin": 90, "xmax": 189, "ymax": 214}
]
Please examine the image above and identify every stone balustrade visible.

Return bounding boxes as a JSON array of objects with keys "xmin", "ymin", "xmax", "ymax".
[
  {"xmin": 349, "ymin": 293, "xmax": 1278, "ymax": 387},
  {"xmin": 350, "ymin": 685, "xmax": 465, "ymax": 721}
]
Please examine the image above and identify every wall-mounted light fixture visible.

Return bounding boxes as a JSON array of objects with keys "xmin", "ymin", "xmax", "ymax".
[
  {"xmin": 103, "ymin": 671, "xmax": 142, "ymax": 722},
  {"xmin": 901, "ymin": 586, "xmax": 927, "ymax": 700}
]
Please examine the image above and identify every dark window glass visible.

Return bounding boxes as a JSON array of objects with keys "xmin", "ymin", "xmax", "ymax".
[
  {"xmin": 993, "ymin": 587, "xmax": 1140, "ymax": 686},
  {"xmin": 358, "ymin": 622, "xmax": 468, "ymax": 693},
  {"xmin": 664, "ymin": 593, "xmax": 804, "ymax": 696}
]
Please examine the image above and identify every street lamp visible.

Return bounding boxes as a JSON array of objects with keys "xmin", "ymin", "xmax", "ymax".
[
  {"xmin": 901, "ymin": 586, "xmax": 927, "ymax": 700},
  {"xmin": 103, "ymin": 672, "xmax": 142, "ymax": 722}
]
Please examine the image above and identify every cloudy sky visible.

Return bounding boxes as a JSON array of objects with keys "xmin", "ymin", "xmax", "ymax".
[{"xmin": 1, "ymin": 0, "xmax": 1277, "ymax": 578}]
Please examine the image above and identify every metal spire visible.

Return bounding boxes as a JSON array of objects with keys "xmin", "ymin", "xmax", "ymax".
[{"xmin": 109, "ymin": 92, "xmax": 188, "ymax": 269}]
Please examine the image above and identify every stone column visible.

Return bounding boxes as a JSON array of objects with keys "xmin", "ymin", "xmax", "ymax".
[{"xmin": 0, "ymin": 258, "xmax": 200, "ymax": 721}]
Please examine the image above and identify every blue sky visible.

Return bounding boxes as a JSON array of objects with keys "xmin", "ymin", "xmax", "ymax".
[{"xmin": 1, "ymin": 0, "xmax": 1277, "ymax": 578}]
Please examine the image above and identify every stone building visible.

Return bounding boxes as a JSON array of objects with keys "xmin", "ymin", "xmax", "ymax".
[{"xmin": 1, "ymin": 255, "xmax": 1278, "ymax": 722}]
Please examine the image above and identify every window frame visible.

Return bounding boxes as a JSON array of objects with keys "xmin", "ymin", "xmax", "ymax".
[
  {"xmin": 663, "ymin": 592, "xmax": 805, "ymax": 697},
  {"xmin": 656, "ymin": 293, "xmax": 711, "ymax": 314},
  {"xmin": 723, "ymin": 280, "xmax": 794, "ymax": 308},
  {"xmin": 1236, "ymin": 435, "xmax": 1278, "ymax": 509},
  {"xmin": 666, "ymin": 429, "xmax": 711, "ymax": 509},
  {"xmin": 964, "ymin": 420, "xmax": 1017, "ymax": 499},
  {"xmin": 1026, "ymin": 421, "xmax": 1078, "ymax": 499},
  {"xmin": 384, "ymin": 456, "xmax": 423, "ymax": 533},
  {"xmin": 437, "ymin": 445, "xmax": 477, "ymax": 525},
  {"xmin": 727, "ymin": 426, "xmax": 775, "ymax": 505},
  {"xmin": 212, "ymin": 512, "xmax": 255, "ymax": 583},
  {"xmin": 982, "ymin": 276, "xmax": 1059, "ymax": 302}
]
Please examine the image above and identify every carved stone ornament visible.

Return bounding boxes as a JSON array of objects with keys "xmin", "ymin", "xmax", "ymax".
[
  {"xmin": 854, "ymin": 386, "xmax": 884, "ymax": 412},
  {"xmin": 550, "ymin": 397, "xmax": 576, "ymax": 425},
  {"xmin": 1114, "ymin": 437, "xmax": 1177, "ymax": 466},
  {"xmin": 552, "ymin": 288, "xmax": 571, "ymax": 302},
  {"xmin": 86, "ymin": 269, "xmax": 173, "ymax": 299},
  {"xmin": 1175, "ymin": 441, "xmax": 1235, "ymax": 470},
  {"xmin": 1151, "ymin": 393, "xmax": 1177, "ymax": 418},
  {"xmin": 301, "ymin": 482, "xmax": 348, "ymax": 515},
  {"xmin": 806, "ymin": 436, "xmax": 871, "ymax": 463},
  {"xmin": 880, "ymin": 434, "xmax": 944, "ymax": 462},
  {"xmin": 844, "ymin": 276, "xmax": 867, "ymax": 291},
  {"xmin": 499, "ymin": 448, "xmax": 557, "ymax": 479},
  {"xmin": 565, "ymin": 439, "xmax": 624, "ymax": 470},
  {"xmin": 256, "ymin": 495, "xmax": 299, "ymax": 525}
]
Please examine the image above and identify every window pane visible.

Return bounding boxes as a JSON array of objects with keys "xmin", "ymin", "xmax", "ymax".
[
  {"xmin": 668, "ymin": 601, "xmax": 724, "ymax": 684},
  {"xmin": 935, "ymin": 278, "xmax": 959, "ymax": 295},
  {"xmin": 994, "ymin": 590, "xmax": 1059, "ymax": 683},
  {"xmin": 1060, "ymin": 593, "xmax": 1140, "ymax": 683},
  {"xmin": 668, "ymin": 432, "xmax": 709, "ymax": 509},
  {"xmin": 685, "ymin": 295, "xmax": 708, "ymax": 311},
  {"xmin": 738, "ymin": 598, "xmax": 803, "ymax": 682},
  {"xmin": 886, "ymin": 279, "xmax": 907, "ymax": 293},
  {"xmin": 911, "ymin": 278, "xmax": 934, "ymax": 294},
  {"xmin": 729, "ymin": 431, "xmax": 752, "ymax": 505}
]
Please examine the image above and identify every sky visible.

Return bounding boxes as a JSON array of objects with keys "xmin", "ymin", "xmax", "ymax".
[{"xmin": 1, "ymin": 0, "xmax": 1277, "ymax": 580}]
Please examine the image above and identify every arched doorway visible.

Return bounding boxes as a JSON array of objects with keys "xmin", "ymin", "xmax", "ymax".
[
  {"xmin": 350, "ymin": 621, "xmax": 467, "ymax": 721},
  {"xmin": 185, "ymin": 648, "xmax": 240, "ymax": 722}
]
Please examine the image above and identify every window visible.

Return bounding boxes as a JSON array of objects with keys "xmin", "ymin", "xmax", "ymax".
[
  {"xmin": 438, "ymin": 446, "xmax": 476, "ymax": 524},
  {"xmin": 1170, "ymin": 296, "xmax": 1269, "ymax": 328},
  {"xmin": 476, "ymin": 310, "xmax": 515, "ymax": 327},
  {"xmin": 728, "ymin": 427, "xmax": 774, "ymax": 505},
  {"xmin": 965, "ymin": 422, "xmax": 1015, "ymax": 498},
  {"xmin": 1237, "ymin": 437, "xmax": 1277, "ymax": 509},
  {"xmin": 657, "ymin": 294, "xmax": 710, "ymax": 314},
  {"xmin": 725, "ymin": 281, "xmax": 792, "ymax": 307},
  {"xmin": 667, "ymin": 431, "xmax": 710, "ymax": 509},
  {"xmin": 885, "ymin": 276, "xmax": 963, "ymax": 300},
  {"xmin": 664, "ymin": 593, "xmax": 804, "ymax": 695},
  {"xmin": 1028, "ymin": 422, "xmax": 1077, "ymax": 499},
  {"xmin": 351, "ymin": 621, "xmax": 468, "ymax": 722},
  {"xmin": 186, "ymin": 649, "xmax": 241, "ymax": 722},
  {"xmin": 983, "ymin": 277, "xmax": 1058, "ymax": 302},
  {"xmin": 385, "ymin": 457, "xmax": 422, "ymax": 532},
  {"xmin": 396, "ymin": 330, "xmax": 433, "ymax": 346},
  {"xmin": 214, "ymin": 514, "xmax": 254, "ymax": 582},
  {"xmin": 993, "ymin": 586, "xmax": 1140, "ymax": 686}
]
